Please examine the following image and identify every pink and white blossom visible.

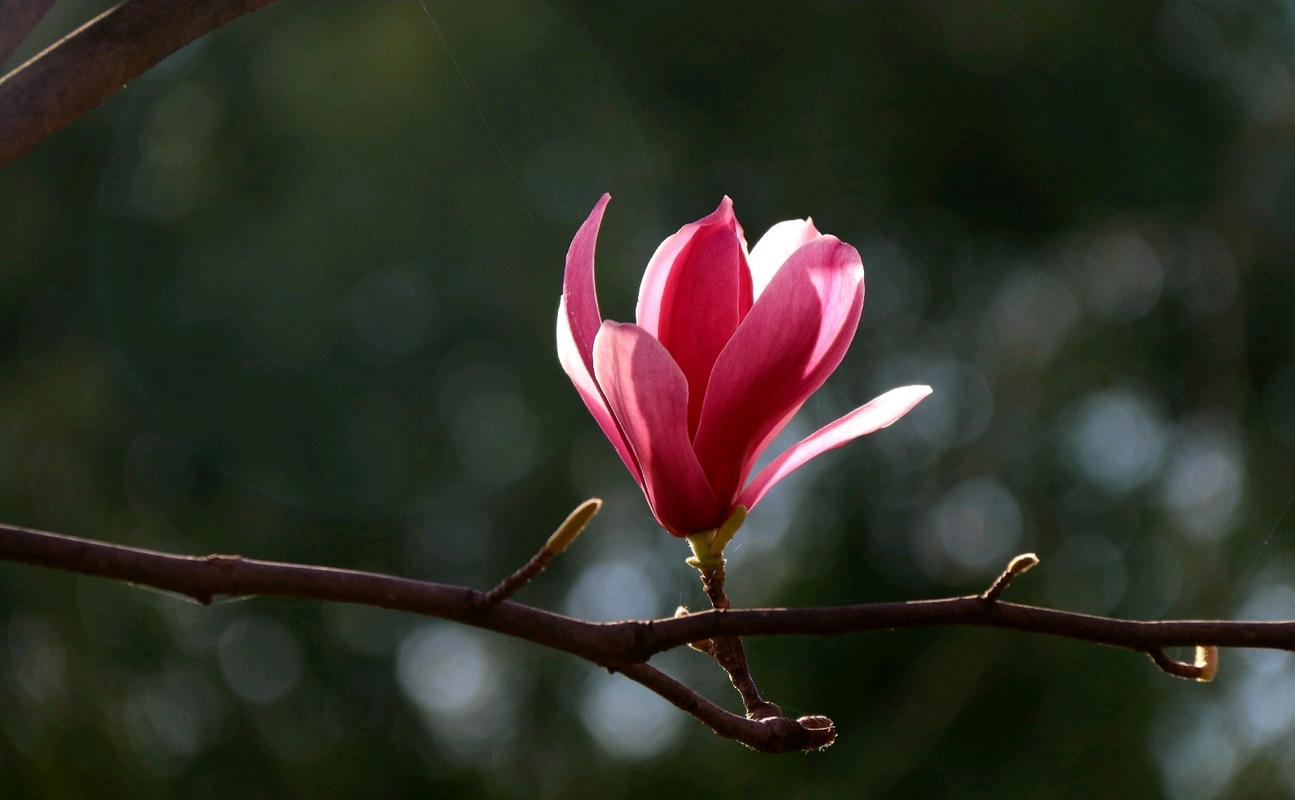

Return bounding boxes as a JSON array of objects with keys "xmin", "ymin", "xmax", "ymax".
[{"xmin": 558, "ymin": 194, "xmax": 930, "ymax": 536}]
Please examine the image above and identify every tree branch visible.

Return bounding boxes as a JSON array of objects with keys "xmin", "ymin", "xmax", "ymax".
[
  {"xmin": 1, "ymin": 519, "xmax": 1292, "ymax": 753},
  {"xmin": 0, "ymin": 0, "xmax": 283, "ymax": 169}
]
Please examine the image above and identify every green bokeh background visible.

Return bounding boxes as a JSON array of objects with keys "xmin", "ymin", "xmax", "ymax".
[{"xmin": 3, "ymin": 1, "xmax": 1295, "ymax": 796}]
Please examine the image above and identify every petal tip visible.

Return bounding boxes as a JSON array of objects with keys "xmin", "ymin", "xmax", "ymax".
[
  {"xmin": 815, "ymin": 234, "xmax": 857, "ymax": 259},
  {"xmin": 886, "ymin": 384, "xmax": 935, "ymax": 410},
  {"xmin": 714, "ymin": 195, "xmax": 736, "ymax": 222}
]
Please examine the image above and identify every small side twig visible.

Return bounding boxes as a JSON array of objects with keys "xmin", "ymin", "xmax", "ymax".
[
  {"xmin": 481, "ymin": 498, "xmax": 601, "ymax": 606},
  {"xmin": 981, "ymin": 552, "xmax": 1040, "ymax": 602},
  {"xmin": 1148, "ymin": 646, "xmax": 1220, "ymax": 683}
]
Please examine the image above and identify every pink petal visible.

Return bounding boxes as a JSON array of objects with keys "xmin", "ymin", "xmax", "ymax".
[
  {"xmin": 636, "ymin": 197, "xmax": 753, "ymax": 340},
  {"xmin": 563, "ymin": 193, "xmax": 612, "ymax": 374},
  {"xmin": 557, "ymin": 297, "xmax": 641, "ymax": 481},
  {"xmin": 738, "ymin": 385, "xmax": 933, "ymax": 510},
  {"xmin": 748, "ymin": 218, "xmax": 821, "ymax": 299},
  {"xmin": 691, "ymin": 236, "xmax": 865, "ymax": 507},
  {"xmin": 557, "ymin": 195, "xmax": 640, "ymax": 481},
  {"xmin": 635, "ymin": 202, "xmax": 752, "ymax": 436},
  {"xmin": 593, "ymin": 321, "xmax": 721, "ymax": 535}
]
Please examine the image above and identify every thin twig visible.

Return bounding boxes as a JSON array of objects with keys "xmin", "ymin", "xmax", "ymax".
[
  {"xmin": 0, "ymin": 0, "xmax": 282, "ymax": 169},
  {"xmin": 482, "ymin": 549, "xmax": 554, "ymax": 606},
  {"xmin": 1, "ymin": 523, "xmax": 1291, "ymax": 752},
  {"xmin": 481, "ymin": 499, "xmax": 601, "ymax": 606}
]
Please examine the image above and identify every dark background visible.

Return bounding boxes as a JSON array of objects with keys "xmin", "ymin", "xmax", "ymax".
[{"xmin": 3, "ymin": 0, "xmax": 1295, "ymax": 796}]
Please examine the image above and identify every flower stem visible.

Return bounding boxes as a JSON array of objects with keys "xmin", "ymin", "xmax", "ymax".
[{"xmin": 694, "ymin": 559, "xmax": 782, "ymax": 720}]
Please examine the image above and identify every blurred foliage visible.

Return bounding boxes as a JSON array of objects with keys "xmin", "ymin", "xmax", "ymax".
[{"xmin": 2, "ymin": 0, "xmax": 1295, "ymax": 797}]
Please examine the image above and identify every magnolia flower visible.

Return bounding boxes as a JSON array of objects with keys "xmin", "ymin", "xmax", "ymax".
[{"xmin": 557, "ymin": 194, "xmax": 930, "ymax": 538}]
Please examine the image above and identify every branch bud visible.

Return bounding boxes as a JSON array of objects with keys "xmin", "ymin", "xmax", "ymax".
[{"xmin": 545, "ymin": 498, "xmax": 602, "ymax": 554}]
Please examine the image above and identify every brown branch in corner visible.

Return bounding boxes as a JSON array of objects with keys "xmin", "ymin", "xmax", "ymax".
[
  {"xmin": 0, "ymin": 0, "xmax": 55, "ymax": 67},
  {"xmin": 0, "ymin": 0, "xmax": 283, "ymax": 169},
  {"xmin": 1, "ymin": 521, "xmax": 1293, "ymax": 753}
]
